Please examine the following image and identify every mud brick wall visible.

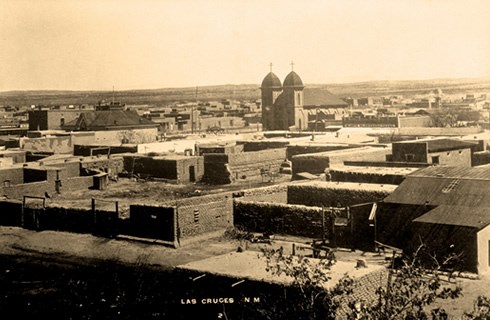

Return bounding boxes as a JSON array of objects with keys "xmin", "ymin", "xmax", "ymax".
[
  {"xmin": 201, "ymin": 154, "xmax": 231, "ymax": 184},
  {"xmin": 0, "ymin": 167, "xmax": 24, "ymax": 185},
  {"xmin": 228, "ymin": 148, "xmax": 287, "ymax": 180},
  {"xmin": 81, "ymin": 157, "xmax": 124, "ymax": 176},
  {"xmin": 60, "ymin": 176, "xmax": 94, "ymax": 191},
  {"xmin": 286, "ymin": 145, "xmax": 353, "ymax": 159},
  {"xmin": 123, "ymin": 156, "xmax": 177, "ymax": 179},
  {"xmin": 237, "ymin": 140, "xmax": 289, "ymax": 152},
  {"xmin": 176, "ymin": 194, "xmax": 233, "ymax": 239},
  {"xmin": 329, "ymin": 170, "xmax": 406, "ymax": 185},
  {"xmin": 234, "ymin": 200, "xmax": 326, "ymax": 238},
  {"xmin": 472, "ymin": 151, "xmax": 490, "ymax": 166},
  {"xmin": 0, "ymin": 176, "xmax": 94, "ymax": 201},
  {"xmin": 74, "ymin": 144, "xmax": 138, "ymax": 156},
  {"xmin": 287, "ymin": 184, "xmax": 393, "ymax": 207},
  {"xmin": 291, "ymin": 148, "xmax": 391, "ymax": 177},
  {"xmin": 240, "ymin": 184, "xmax": 288, "ymax": 203},
  {"xmin": 0, "ymin": 181, "xmax": 54, "ymax": 200}
]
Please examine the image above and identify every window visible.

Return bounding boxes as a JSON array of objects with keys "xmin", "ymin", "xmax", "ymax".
[
  {"xmin": 193, "ymin": 209, "xmax": 200, "ymax": 223},
  {"xmin": 297, "ymin": 93, "xmax": 301, "ymax": 105},
  {"xmin": 431, "ymin": 156, "xmax": 440, "ymax": 164},
  {"xmin": 442, "ymin": 179, "xmax": 460, "ymax": 193}
]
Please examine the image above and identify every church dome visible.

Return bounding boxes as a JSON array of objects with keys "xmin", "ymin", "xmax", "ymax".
[
  {"xmin": 261, "ymin": 72, "xmax": 282, "ymax": 89},
  {"xmin": 283, "ymin": 71, "xmax": 304, "ymax": 88}
]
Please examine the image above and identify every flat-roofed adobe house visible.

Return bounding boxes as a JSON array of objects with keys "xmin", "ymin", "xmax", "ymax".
[
  {"xmin": 377, "ymin": 165, "xmax": 490, "ymax": 275},
  {"xmin": 391, "ymin": 138, "xmax": 476, "ymax": 167},
  {"xmin": 62, "ymin": 110, "xmax": 159, "ymax": 144}
]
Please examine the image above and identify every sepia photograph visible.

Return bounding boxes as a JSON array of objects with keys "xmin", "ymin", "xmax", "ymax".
[{"xmin": 1, "ymin": 0, "xmax": 490, "ymax": 319}]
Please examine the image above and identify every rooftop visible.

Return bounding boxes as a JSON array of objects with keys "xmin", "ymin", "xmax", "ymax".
[
  {"xmin": 329, "ymin": 164, "xmax": 420, "ymax": 176},
  {"xmin": 303, "ymin": 88, "xmax": 348, "ymax": 107},
  {"xmin": 413, "ymin": 205, "xmax": 490, "ymax": 229},
  {"xmin": 409, "ymin": 165, "xmax": 490, "ymax": 180},
  {"xmin": 395, "ymin": 138, "xmax": 477, "ymax": 152},
  {"xmin": 294, "ymin": 180, "xmax": 398, "ymax": 192},
  {"xmin": 177, "ymin": 251, "xmax": 384, "ymax": 288},
  {"xmin": 383, "ymin": 175, "xmax": 490, "ymax": 207}
]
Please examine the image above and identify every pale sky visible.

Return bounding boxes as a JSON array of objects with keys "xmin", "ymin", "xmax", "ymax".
[{"xmin": 1, "ymin": 0, "xmax": 489, "ymax": 91}]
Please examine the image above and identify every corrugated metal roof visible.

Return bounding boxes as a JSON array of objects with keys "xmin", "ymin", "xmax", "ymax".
[
  {"xmin": 413, "ymin": 205, "xmax": 490, "ymax": 229},
  {"xmin": 383, "ymin": 176, "xmax": 490, "ymax": 207},
  {"xmin": 410, "ymin": 166, "xmax": 490, "ymax": 180}
]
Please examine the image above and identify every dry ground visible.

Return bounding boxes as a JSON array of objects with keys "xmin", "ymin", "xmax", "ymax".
[{"xmin": 0, "ymin": 227, "xmax": 488, "ymax": 318}]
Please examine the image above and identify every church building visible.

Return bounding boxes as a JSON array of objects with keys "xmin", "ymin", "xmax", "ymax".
[
  {"xmin": 261, "ymin": 67, "xmax": 306, "ymax": 131},
  {"xmin": 261, "ymin": 65, "xmax": 348, "ymax": 131}
]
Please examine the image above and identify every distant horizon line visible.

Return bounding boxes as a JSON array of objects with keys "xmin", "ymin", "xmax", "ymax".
[{"xmin": 1, "ymin": 76, "xmax": 489, "ymax": 94}]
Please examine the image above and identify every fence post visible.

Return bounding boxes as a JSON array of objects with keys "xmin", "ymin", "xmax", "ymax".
[{"xmin": 92, "ymin": 198, "xmax": 96, "ymax": 230}]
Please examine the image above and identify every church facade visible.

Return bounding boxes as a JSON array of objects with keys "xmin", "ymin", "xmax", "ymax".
[{"xmin": 261, "ymin": 70, "xmax": 307, "ymax": 131}]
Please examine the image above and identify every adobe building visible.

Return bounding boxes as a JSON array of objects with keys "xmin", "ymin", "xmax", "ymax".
[{"xmin": 391, "ymin": 138, "xmax": 475, "ymax": 167}]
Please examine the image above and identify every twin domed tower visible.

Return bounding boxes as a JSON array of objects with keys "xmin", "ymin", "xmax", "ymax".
[{"xmin": 260, "ymin": 67, "xmax": 307, "ymax": 131}]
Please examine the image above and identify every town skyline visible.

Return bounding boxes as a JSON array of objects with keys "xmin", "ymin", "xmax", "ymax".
[{"xmin": 1, "ymin": 0, "xmax": 489, "ymax": 91}]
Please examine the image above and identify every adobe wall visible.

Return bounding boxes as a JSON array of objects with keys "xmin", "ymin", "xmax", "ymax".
[
  {"xmin": 292, "ymin": 148, "xmax": 391, "ymax": 176},
  {"xmin": 286, "ymin": 144, "xmax": 352, "ymax": 159},
  {"xmin": 201, "ymin": 154, "xmax": 230, "ymax": 184},
  {"xmin": 74, "ymin": 144, "xmax": 138, "ymax": 156},
  {"xmin": 94, "ymin": 128, "xmax": 158, "ymax": 144},
  {"xmin": 177, "ymin": 197, "xmax": 233, "ymax": 239},
  {"xmin": 0, "ymin": 151, "xmax": 26, "ymax": 164},
  {"xmin": 472, "ymin": 151, "xmax": 490, "ymax": 166},
  {"xmin": 81, "ymin": 157, "xmax": 124, "ymax": 176},
  {"xmin": 227, "ymin": 148, "xmax": 287, "ymax": 180},
  {"xmin": 234, "ymin": 200, "xmax": 325, "ymax": 238},
  {"xmin": 329, "ymin": 170, "xmax": 407, "ymax": 185},
  {"xmin": 237, "ymin": 140, "xmax": 289, "ymax": 152},
  {"xmin": 428, "ymin": 148, "xmax": 472, "ymax": 167},
  {"xmin": 0, "ymin": 175, "xmax": 94, "ymax": 200},
  {"xmin": 397, "ymin": 116, "xmax": 432, "ymax": 128},
  {"xmin": 287, "ymin": 183, "xmax": 394, "ymax": 207},
  {"xmin": 0, "ymin": 167, "xmax": 24, "ymax": 185},
  {"xmin": 235, "ymin": 199, "xmax": 375, "ymax": 250},
  {"xmin": 21, "ymin": 136, "xmax": 73, "ymax": 153},
  {"xmin": 395, "ymin": 127, "xmax": 483, "ymax": 136}
]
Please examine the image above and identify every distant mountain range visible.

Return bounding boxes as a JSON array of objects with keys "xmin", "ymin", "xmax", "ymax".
[{"xmin": 1, "ymin": 78, "xmax": 489, "ymax": 107}]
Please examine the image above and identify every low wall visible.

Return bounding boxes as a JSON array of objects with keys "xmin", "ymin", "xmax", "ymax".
[
  {"xmin": 395, "ymin": 127, "xmax": 483, "ymax": 136},
  {"xmin": 286, "ymin": 144, "xmax": 353, "ymax": 159},
  {"xmin": 234, "ymin": 199, "xmax": 374, "ymax": 250},
  {"xmin": 287, "ymin": 182, "xmax": 395, "ymax": 207},
  {"xmin": 329, "ymin": 170, "xmax": 406, "ymax": 185},
  {"xmin": 291, "ymin": 147, "xmax": 391, "ymax": 177},
  {"xmin": 237, "ymin": 140, "xmax": 289, "ymax": 152},
  {"xmin": 177, "ymin": 198, "xmax": 233, "ymax": 240},
  {"xmin": 74, "ymin": 144, "xmax": 138, "ymax": 156},
  {"xmin": 472, "ymin": 151, "xmax": 490, "ymax": 166},
  {"xmin": 228, "ymin": 148, "xmax": 287, "ymax": 180},
  {"xmin": 0, "ymin": 176, "xmax": 94, "ymax": 200},
  {"xmin": 0, "ymin": 167, "xmax": 24, "ymax": 185},
  {"xmin": 234, "ymin": 200, "xmax": 325, "ymax": 238}
]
